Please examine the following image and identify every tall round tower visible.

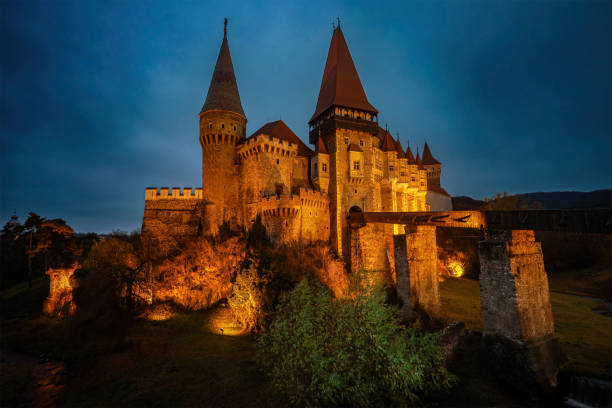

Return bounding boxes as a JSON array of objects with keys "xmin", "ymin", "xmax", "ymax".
[{"xmin": 199, "ymin": 19, "xmax": 246, "ymax": 233}]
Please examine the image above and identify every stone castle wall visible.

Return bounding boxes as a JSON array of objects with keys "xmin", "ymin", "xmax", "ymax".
[{"xmin": 142, "ymin": 187, "xmax": 206, "ymax": 252}]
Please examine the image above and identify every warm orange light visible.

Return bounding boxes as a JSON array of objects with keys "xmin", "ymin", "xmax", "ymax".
[
  {"xmin": 206, "ymin": 307, "xmax": 248, "ymax": 336},
  {"xmin": 141, "ymin": 304, "xmax": 174, "ymax": 321},
  {"xmin": 446, "ymin": 260, "xmax": 464, "ymax": 278}
]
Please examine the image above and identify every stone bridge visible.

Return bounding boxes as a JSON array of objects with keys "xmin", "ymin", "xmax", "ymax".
[{"xmin": 348, "ymin": 208, "xmax": 612, "ymax": 395}]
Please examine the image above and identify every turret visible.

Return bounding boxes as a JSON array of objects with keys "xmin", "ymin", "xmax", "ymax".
[
  {"xmin": 199, "ymin": 19, "xmax": 246, "ymax": 231},
  {"xmin": 312, "ymin": 136, "xmax": 330, "ymax": 193},
  {"xmin": 421, "ymin": 142, "xmax": 441, "ymax": 186}
]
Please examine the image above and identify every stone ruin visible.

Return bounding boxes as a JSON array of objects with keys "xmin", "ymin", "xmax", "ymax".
[{"xmin": 43, "ymin": 264, "xmax": 79, "ymax": 317}]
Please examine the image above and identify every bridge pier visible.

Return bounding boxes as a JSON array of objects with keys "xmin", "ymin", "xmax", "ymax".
[
  {"xmin": 479, "ymin": 230, "xmax": 564, "ymax": 398},
  {"xmin": 393, "ymin": 225, "xmax": 440, "ymax": 319}
]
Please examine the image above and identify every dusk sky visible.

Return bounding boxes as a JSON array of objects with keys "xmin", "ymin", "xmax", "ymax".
[{"xmin": 1, "ymin": 1, "xmax": 610, "ymax": 233}]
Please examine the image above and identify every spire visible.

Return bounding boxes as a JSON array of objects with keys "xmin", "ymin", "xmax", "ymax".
[
  {"xmin": 200, "ymin": 19, "xmax": 245, "ymax": 117},
  {"xmin": 405, "ymin": 145, "xmax": 416, "ymax": 164},
  {"xmin": 380, "ymin": 127, "xmax": 396, "ymax": 152},
  {"xmin": 394, "ymin": 136, "xmax": 405, "ymax": 156},
  {"xmin": 310, "ymin": 25, "xmax": 377, "ymax": 122},
  {"xmin": 421, "ymin": 142, "xmax": 440, "ymax": 165}
]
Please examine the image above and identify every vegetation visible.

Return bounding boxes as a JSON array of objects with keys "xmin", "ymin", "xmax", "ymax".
[
  {"xmin": 257, "ymin": 273, "xmax": 455, "ymax": 407},
  {"xmin": 481, "ymin": 191, "xmax": 542, "ymax": 211},
  {"xmin": 439, "ymin": 275, "xmax": 612, "ymax": 379}
]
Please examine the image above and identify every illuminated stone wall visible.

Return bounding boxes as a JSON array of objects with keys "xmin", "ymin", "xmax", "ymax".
[
  {"xmin": 394, "ymin": 226, "xmax": 441, "ymax": 318},
  {"xmin": 479, "ymin": 230, "xmax": 555, "ymax": 342},
  {"xmin": 141, "ymin": 187, "xmax": 206, "ymax": 253},
  {"xmin": 43, "ymin": 265, "xmax": 79, "ymax": 316},
  {"xmin": 200, "ymin": 110, "xmax": 246, "ymax": 231}
]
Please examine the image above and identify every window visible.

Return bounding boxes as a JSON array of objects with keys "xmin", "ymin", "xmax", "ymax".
[
  {"xmin": 222, "ymin": 124, "xmax": 225, "ymax": 129},
  {"xmin": 389, "ymin": 165, "xmax": 395, "ymax": 172},
  {"xmin": 233, "ymin": 125, "xmax": 236, "ymax": 131},
  {"xmin": 400, "ymin": 172, "xmax": 405, "ymax": 177},
  {"xmin": 411, "ymin": 177, "xmax": 416, "ymax": 182},
  {"xmin": 321, "ymin": 163, "xmax": 327, "ymax": 172},
  {"xmin": 353, "ymin": 161, "xmax": 360, "ymax": 171},
  {"xmin": 344, "ymin": 137, "xmax": 349, "ymax": 145},
  {"xmin": 276, "ymin": 159, "xmax": 279, "ymax": 165},
  {"xmin": 359, "ymin": 140, "xmax": 364, "ymax": 147},
  {"xmin": 208, "ymin": 124, "xmax": 213, "ymax": 130}
]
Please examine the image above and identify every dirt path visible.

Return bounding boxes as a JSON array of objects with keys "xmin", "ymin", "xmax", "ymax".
[{"xmin": 2, "ymin": 351, "xmax": 67, "ymax": 407}]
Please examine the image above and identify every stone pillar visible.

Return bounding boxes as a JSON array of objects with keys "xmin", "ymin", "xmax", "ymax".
[
  {"xmin": 44, "ymin": 264, "xmax": 79, "ymax": 316},
  {"xmin": 348, "ymin": 223, "xmax": 391, "ymax": 286},
  {"xmin": 394, "ymin": 225, "xmax": 440, "ymax": 318},
  {"xmin": 478, "ymin": 230, "xmax": 564, "ymax": 399},
  {"xmin": 479, "ymin": 230, "xmax": 554, "ymax": 342}
]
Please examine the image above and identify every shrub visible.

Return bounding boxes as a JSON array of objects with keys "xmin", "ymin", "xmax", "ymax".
[
  {"xmin": 257, "ymin": 273, "xmax": 455, "ymax": 407},
  {"xmin": 228, "ymin": 265, "xmax": 265, "ymax": 331}
]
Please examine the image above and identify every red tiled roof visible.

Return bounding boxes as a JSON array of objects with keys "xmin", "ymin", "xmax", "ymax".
[
  {"xmin": 428, "ymin": 185, "xmax": 450, "ymax": 197},
  {"xmin": 314, "ymin": 136, "xmax": 328, "ymax": 154},
  {"xmin": 421, "ymin": 142, "xmax": 440, "ymax": 165},
  {"xmin": 200, "ymin": 24, "xmax": 245, "ymax": 117},
  {"xmin": 380, "ymin": 128, "xmax": 396, "ymax": 152},
  {"xmin": 394, "ymin": 138, "xmax": 405, "ymax": 156},
  {"xmin": 405, "ymin": 146, "xmax": 416, "ymax": 164},
  {"xmin": 310, "ymin": 27, "xmax": 377, "ymax": 122},
  {"xmin": 249, "ymin": 120, "xmax": 313, "ymax": 157}
]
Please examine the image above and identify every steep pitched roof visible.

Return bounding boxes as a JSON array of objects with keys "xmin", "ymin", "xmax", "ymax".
[
  {"xmin": 394, "ymin": 138, "xmax": 405, "ymax": 157},
  {"xmin": 200, "ymin": 21, "xmax": 245, "ymax": 117},
  {"xmin": 315, "ymin": 136, "xmax": 328, "ymax": 154},
  {"xmin": 421, "ymin": 142, "xmax": 440, "ymax": 165},
  {"xmin": 416, "ymin": 149, "xmax": 425, "ymax": 169},
  {"xmin": 380, "ymin": 127, "xmax": 396, "ymax": 152},
  {"xmin": 405, "ymin": 145, "xmax": 416, "ymax": 164},
  {"xmin": 249, "ymin": 120, "xmax": 313, "ymax": 157},
  {"xmin": 310, "ymin": 27, "xmax": 377, "ymax": 122}
]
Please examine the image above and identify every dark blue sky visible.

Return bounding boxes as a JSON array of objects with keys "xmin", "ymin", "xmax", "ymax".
[{"xmin": 1, "ymin": 1, "xmax": 610, "ymax": 233}]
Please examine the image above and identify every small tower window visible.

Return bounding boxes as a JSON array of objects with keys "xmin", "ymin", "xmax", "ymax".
[
  {"xmin": 233, "ymin": 125, "xmax": 236, "ymax": 131},
  {"xmin": 359, "ymin": 140, "xmax": 364, "ymax": 147},
  {"xmin": 209, "ymin": 124, "xmax": 213, "ymax": 130},
  {"xmin": 389, "ymin": 165, "xmax": 395, "ymax": 172},
  {"xmin": 344, "ymin": 137, "xmax": 349, "ymax": 145},
  {"xmin": 353, "ymin": 161, "xmax": 360, "ymax": 171},
  {"xmin": 321, "ymin": 163, "xmax": 327, "ymax": 172},
  {"xmin": 222, "ymin": 124, "xmax": 225, "ymax": 129},
  {"xmin": 276, "ymin": 159, "xmax": 279, "ymax": 165}
]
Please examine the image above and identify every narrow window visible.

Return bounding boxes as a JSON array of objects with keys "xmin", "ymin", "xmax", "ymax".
[
  {"xmin": 359, "ymin": 140, "xmax": 364, "ymax": 147},
  {"xmin": 389, "ymin": 165, "xmax": 394, "ymax": 172},
  {"xmin": 321, "ymin": 163, "xmax": 327, "ymax": 172},
  {"xmin": 344, "ymin": 137, "xmax": 349, "ymax": 145},
  {"xmin": 276, "ymin": 159, "xmax": 279, "ymax": 165},
  {"xmin": 353, "ymin": 161, "xmax": 360, "ymax": 171}
]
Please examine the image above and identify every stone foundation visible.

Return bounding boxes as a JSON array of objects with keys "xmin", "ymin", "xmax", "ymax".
[
  {"xmin": 393, "ymin": 226, "xmax": 440, "ymax": 318},
  {"xmin": 43, "ymin": 265, "xmax": 79, "ymax": 316},
  {"xmin": 479, "ymin": 230, "xmax": 554, "ymax": 342}
]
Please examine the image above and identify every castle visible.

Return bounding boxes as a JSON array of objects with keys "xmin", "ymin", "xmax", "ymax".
[{"xmin": 142, "ymin": 20, "xmax": 452, "ymax": 256}]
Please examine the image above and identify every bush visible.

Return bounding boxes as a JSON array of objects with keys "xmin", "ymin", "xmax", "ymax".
[{"xmin": 257, "ymin": 273, "xmax": 455, "ymax": 407}]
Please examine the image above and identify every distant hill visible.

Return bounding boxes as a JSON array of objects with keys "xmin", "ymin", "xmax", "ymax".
[{"xmin": 452, "ymin": 189, "xmax": 612, "ymax": 210}]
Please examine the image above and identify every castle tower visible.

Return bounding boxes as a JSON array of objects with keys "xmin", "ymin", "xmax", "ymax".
[
  {"xmin": 199, "ymin": 19, "xmax": 246, "ymax": 232},
  {"xmin": 309, "ymin": 24, "xmax": 379, "ymax": 256},
  {"xmin": 421, "ymin": 142, "xmax": 441, "ymax": 186}
]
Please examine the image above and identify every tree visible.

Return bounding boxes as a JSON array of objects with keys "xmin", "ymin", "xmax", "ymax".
[
  {"xmin": 23, "ymin": 212, "xmax": 45, "ymax": 288},
  {"xmin": 481, "ymin": 192, "xmax": 542, "ymax": 211},
  {"xmin": 257, "ymin": 273, "xmax": 455, "ymax": 407},
  {"xmin": 84, "ymin": 234, "xmax": 152, "ymax": 312},
  {"xmin": 228, "ymin": 265, "xmax": 265, "ymax": 331}
]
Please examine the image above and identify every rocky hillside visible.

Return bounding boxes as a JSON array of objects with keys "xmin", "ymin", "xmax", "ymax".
[{"xmin": 452, "ymin": 189, "xmax": 612, "ymax": 210}]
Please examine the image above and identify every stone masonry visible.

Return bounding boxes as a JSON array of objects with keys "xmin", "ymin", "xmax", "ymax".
[
  {"xmin": 393, "ymin": 226, "xmax": 440, "ymax": 318},
  {"xmin": 43, "ymin": 264, "xmax": 79, "ymax": 316},
  {"xmin": 479, "ymin": 230, "xmax": 554, "ymax": 342}
]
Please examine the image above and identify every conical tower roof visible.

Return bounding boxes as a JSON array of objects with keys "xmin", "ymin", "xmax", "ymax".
[
  {"xmin": 421, "ymin": 142, "xmax": 440, "ymax": 165},
  {"xmin": 200, "ymin": 19, "xmax": 245, "ymax": 118},
  {"xmin": 395, "ymin": 137, "xmax": 405, "ymax": 157},
  {"xmin": 310, "ymin": 26, "xmax": 377, "ymax": 122},
  {"xmin": 405, "ymin": 145, "xmax": 416, "ymax": 164},
  {"xmin": 249, "ymin": 120, "xmax": 312, "ymax": 157},
  {"xmin": 380, "ymin": 127, "xmax": 396, "ymax": 152}
]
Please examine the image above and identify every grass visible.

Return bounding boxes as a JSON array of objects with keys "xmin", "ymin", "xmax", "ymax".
[{"xmin": 439, "ymin": 272, "xmax": 612, "ymax": 380}]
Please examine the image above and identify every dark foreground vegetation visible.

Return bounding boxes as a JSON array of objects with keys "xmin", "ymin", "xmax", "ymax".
[{"xmin": 1, "ymin": 205, "xmax": 611, "ymax": 407}]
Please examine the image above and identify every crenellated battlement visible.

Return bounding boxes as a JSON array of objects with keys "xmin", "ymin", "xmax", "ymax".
[
  {"xmin": 237, "ymin": 134, "xmax": 298, "ymax": 161},
  {"xmin": 145, "ymin": 187, "xmax": 203, "ymax": 200}
]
